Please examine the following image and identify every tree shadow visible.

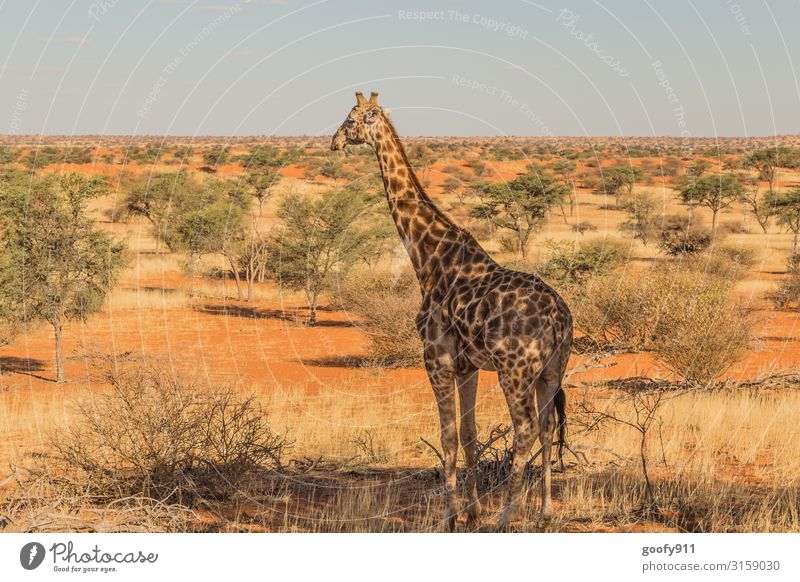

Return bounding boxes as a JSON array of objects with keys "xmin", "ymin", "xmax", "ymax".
[
  {"xmin": 0, "ymin": 356, "xmax": 52, "ymax": 381},
  {"xmin": 194, "ymin": 304, "xmax": 355, "ymax": 327},
  {"xmin": 300, "ymin": 355, "xmax": 374, "ymax": 369}
]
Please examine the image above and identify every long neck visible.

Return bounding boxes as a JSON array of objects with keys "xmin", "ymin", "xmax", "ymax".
[{"xmin": 372, "ymin": 117, "xmax": 478, "ymax": 293}]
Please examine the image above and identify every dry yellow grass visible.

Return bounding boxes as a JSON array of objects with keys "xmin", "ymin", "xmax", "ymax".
[
  {"xmin": 3, "ymin": 375, "xmax": 799, "ymax": 532},
  {"xmin": 107, "ymin": 287, "xmax": 191, "ymax": 311}
]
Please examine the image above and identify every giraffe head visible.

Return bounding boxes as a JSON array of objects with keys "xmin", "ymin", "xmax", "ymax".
[{"xmin": 331, "ymin": 91, "xmax": 385, "ymax": 151}]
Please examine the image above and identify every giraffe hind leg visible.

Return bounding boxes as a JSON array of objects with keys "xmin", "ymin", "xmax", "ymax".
[
  {"xmin": 534, "ymin": 357, "xmax": 564, "ymax": 521},
  {"xmin": 496, "ymin": 364, "xmax": 540, "ymax": 530}
]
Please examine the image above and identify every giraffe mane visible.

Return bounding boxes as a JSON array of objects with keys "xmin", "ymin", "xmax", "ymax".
[{"xmin": 380, "ymin": 112, "xmax": 474, "ymax": 238}]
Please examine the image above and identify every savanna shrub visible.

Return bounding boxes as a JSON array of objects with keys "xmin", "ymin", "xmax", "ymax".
[
  {"xmin": 498, "ymin": 234, "xmax": 522, "ymax": 255},
  {"xmin": 339, "ymin": 269, "xmax": 423, "ymax": 367},
  {"xmin": 54, "ymin": 364, "xmax": 289, "ymax": 505},
  {"xmin": 573, "ymin": 221, "xmax": 598, "ymax": 235},
  {"xmin": 657, "ymin": 215, "xmax": 714, "ymax": 255},
  {"xmin": 685, "ymin": 244, "xmax": 757, "ymax": 282},
  {"xmin": 570, "ymin": 266, "xmax": 751, "ymax": 385},
  {"xmin": 769, "ymin": 253, "xmax": 800, "ymax": 309},
  {"xmin": 654, "ymin": 273, "xmax": 752, "ymax": 385},
  {"xmin": 721, "ymin": 220, "xmax": 750, "ymax": 234}
]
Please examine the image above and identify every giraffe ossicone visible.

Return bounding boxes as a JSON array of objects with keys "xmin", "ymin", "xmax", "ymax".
[{"xmin": 332, "ymin": 92, "xmax": 573, "ymax": 531}]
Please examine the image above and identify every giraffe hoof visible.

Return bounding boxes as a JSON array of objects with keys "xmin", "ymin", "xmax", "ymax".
[
  {"xmin": 444, "ymin": 515, "xmax": 457, "ymax": 533},
  {"xmin": 466, "ymin": 514, "xmax": 481, "ymax": 531},
  {"xmin": 496, "ymin": 506, "xmax": 518, "ymax": 531},
  {"xmin": 466, "ymin": 503, "xmax": 482, "ymax": 531}
]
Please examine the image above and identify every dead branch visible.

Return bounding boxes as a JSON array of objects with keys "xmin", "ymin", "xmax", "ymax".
[
  {"xmin": 563, "ymin": 350, "xmax": 631, "ymax": 386},
  {"xmin": 419, "ymin": 437, "xmax": 445, "ymax": 469}
]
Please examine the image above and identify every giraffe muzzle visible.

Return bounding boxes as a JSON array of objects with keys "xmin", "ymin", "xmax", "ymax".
[{"xmin": 331, "ymin": 131, "xmax": 346, "ymax": 151}]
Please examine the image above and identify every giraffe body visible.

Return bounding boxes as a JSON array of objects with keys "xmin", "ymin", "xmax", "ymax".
[{"xmin": 332, "ymin": 92, "xmax": 573, "ymax": 530}]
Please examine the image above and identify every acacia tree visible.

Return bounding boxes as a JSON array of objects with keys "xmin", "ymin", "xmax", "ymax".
[
  {"xmin": 619, "ymin": 192, "xmax": 660, "ymax": 245},
  {"xmin": 471, "ymin": 171, "xmax": 567, "ymax": 258},
  {"xmin": 745, "ymin": 147, "xmax": 797, "ymax": 191},
  {"xmin": 0, "ymin": 172, "xmax": 127, "ymax": 382},
  {"xmin": 766, "ymin": 188, "xmax": 800, "ymax": 255},
  {"xmin": 124, "ymin": 171, "xmax": 252, "ymax": 297},
  {"xmin": 553, "ymin": 160, "xmax": 577, "ymax": 215},
  {"xmin": 174, "ymin": 200, "xmax": 248, "ymax": 296},
  {"xmin": 599, "ymin": 165, "xmax": 644, "ymax": 201},
  {"xmin": 737, "ymin": 173, "xmax": 771, "ymax": 234},
  {"xmin": 242, "ymin": 168, "xmax": 281, "ymax": 297},
  {"xmin": 266, "ymin": 188, "xmax": 391, "ymax": 325},
  {"xmin": 680, "ymin": 173, "xmax": 745, "ymax": 232}
]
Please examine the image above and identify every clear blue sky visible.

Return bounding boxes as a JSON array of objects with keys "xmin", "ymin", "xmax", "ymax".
[{"xmin": 1, "ymin": 0, "xmax": 798, "ymax": 137}]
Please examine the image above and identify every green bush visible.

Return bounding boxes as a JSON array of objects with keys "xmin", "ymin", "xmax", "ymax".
[{"xmin": 538, "ymin": 239, "xmax": 629, "ymax": 287}]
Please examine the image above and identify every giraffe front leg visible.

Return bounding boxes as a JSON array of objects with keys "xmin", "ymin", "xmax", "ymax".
[
  {"xmin": 423, "ymin": 346, "xmax": 459, "ymax": 532},
  {"xmin": 457, "ymin": 367, "xmax": 481, "ymax": 530},
  {"xmin": 430, "ymin": 374, "xmax": 458, "ymax": 531}
]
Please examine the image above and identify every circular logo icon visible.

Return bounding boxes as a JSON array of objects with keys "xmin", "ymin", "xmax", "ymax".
[{"xmin": 20, "ymin": 542, "xmax": 46, "ymax": 570}]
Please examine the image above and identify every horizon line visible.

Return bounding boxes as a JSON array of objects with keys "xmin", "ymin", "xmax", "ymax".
[{"xmin": 2, "ymin": 133, "xmax": 800, "ymax": 140}]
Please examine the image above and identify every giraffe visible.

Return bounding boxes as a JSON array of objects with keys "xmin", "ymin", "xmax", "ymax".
[{"xmin": 331, "ymin": 92, "xmax": 573, "ymax": 530}]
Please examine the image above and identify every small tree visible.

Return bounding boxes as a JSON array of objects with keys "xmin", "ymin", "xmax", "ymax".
[
  {"xmin": 599, "ymin": 165, "xmax": 644, "ymax": 201},
  {"xmin": 737, "ymin": 173, "xmax": 771, "ymax": 234},
  {"xmin": 685, "ymin": 159, "xmax": 711, "ymax": 181},
  {"xmin": 242, "ymin": 169, "xmax": 281, "ymax": 298},
  {"xmin": 124, "ymin": 171, "xmax": 251, "ymax": 295},
  {"xmin": 553, "ymin": 160, "xmax": 577, "ymax": 215},
  {"xmin": 0, "ymin": 173, "xmax": 127, "ymax": 382},
  {"xmin": 174, "ymin": 200, "xmax": 248, "ymax": 297},
  {"xmin": 766, "ymin": 188, "xmax": 800, "ymax": 255},
  {"xmin": 266, "ymin": 189, "xmax": 391, "ymax": 325},
  {"xmin": 471, "ymin": 171, "xmax": 566, "ymax": 258},
  {"xmin": 680, "ymin": 173, "xmax": 745, "ymax": 232},
  {"xmin": 619, "ymin": 192, "xmax": 660, "ymax": 245},
  {"xmin": 745, "ymin": 147, "xmax": 798, "ymax": 191}
]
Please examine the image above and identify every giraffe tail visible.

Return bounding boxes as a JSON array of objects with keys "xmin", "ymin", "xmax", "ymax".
[{"xmin": 555, "ymin": 387, "xmax": 567, "ymax": 470}]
